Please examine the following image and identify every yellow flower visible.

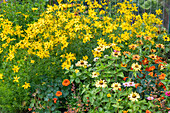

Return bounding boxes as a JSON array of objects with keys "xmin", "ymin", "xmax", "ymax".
[
  {"xmin": 163, "ymin": 35, "xmax": 169, "ymax": 41},
  {"xmin": 75, "ymin": 69, "xmax": 79, "ymax": 73},
  {"xmin": 107, "ymin": 93, "xmax": 111, "ymax": 98},
  {"xmin": 13, "ymin": 76, "xmax": 20, "ymax": 82},
  {"xmin": 83, "ymin": 56, "xmax": 88, "ymax": 60},
  {"xmin": 156, "ymin": 9, "xmax": 162, "ymax": 15},
  {"xmin": 31, "ymin": 60, "xmax": 35, "ymax": 64},
  {"xmin": 0, "ymin": 73, "xmax": 3, "ymax": 79},
  {"xmin": 12, "ymin": 65, "xmax": 20, "ymax": 73},
  {"xmin": 22, "ymin": 82, "xmax": 31, "ymax": 89},
  {"xmin": 32, "ymin": 8, "xmax": 38, "ymax": 11}
]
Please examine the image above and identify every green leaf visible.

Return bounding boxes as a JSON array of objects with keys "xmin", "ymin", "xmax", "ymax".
[{"xmin": 117, "ymin": 72, "xmax": 124, "ymax": 78}]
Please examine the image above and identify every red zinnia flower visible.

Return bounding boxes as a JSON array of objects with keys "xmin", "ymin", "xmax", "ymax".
[
  {"xmin": 142, "ymin": 58, "xmax": 149, "ymax": 65},
  {"xmin": 28, "ymin": 108, "xmax": 32, "ymax": 111},
  {"xmin": 62, "ymin": 79, "xmax": 70, "ymax": 86},
  {"xmin": 53, "ymin": 98, "xmax": 57, "ymax": 103},
  {"xmin": 146, "ymin": 110, "xmax": 151, "ymax": 113},
  {"xmin": 123, "ymin": 77, "xmax": 128, "ymax": 81}
]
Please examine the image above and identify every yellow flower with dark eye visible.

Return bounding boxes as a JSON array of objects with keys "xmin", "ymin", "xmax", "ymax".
[
  {"xmin": 107, "ymin": 93, "xmax": 111, "ymax": 98},
  {"xmin": 13, "ymin": 76, "xmax": 20, "ymax": 83}
]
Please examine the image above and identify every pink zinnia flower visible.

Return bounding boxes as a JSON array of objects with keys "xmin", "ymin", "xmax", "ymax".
[
  {"xmin": 147, "ymin": 96, "xmax": 154, "ymax": 100},
  {"xmin": 128, "ymin": 82, "xmax": 135, "ymax": 87},
  {"xmin": 114, "ymin": 50, "xmax": 120, "ymax": 52},
  {"xmin": 123, "ymin": 82, "xmax": 129, "ymax": 87},
  {"xmin": 165, "ymin": 91, "xmax": 170, "ymax": 96}
]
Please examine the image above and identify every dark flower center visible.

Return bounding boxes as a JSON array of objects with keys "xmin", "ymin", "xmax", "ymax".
[{"xmin": 132, "ymin": 94, "xmax": 136, "ymax": 98}]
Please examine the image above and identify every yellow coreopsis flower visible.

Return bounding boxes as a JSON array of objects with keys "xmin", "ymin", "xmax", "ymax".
[
  {"xmin": 22, "ymin": 82, "xmax": 31, "ymax": 89},
  {"xmin": 13, "ymin": 76, "xmax": 20, "ymax": 82},
  {"xmin": 156, "ymin": 9, "xmax": 162, "ymax": 15},
  {"xmin": 12, "ymin": 65, "xmax": 20, "ymax": 73},
  {"xmin": 32, "ymin": 8, "xmax": 38, "ymax": 11}
]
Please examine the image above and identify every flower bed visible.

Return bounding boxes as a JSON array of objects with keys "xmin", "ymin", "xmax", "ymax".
[{"xmin": 0, "ymin": 0, "xmax": 169, "ymax": 113}]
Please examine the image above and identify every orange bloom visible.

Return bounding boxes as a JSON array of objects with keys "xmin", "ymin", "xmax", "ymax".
[
  {"xmin": 123, "ymin": 51, "xmax": 131, "ymax": 58},
  {"xmin": 56, "ymin": 91, "xmax": 62, "ymax": 97},
  {"xmin": 132, "ymin": 55, "xmax": 140, "ymax": 61},
  {"xmin": 62, "ymin": 79, "xmax": 70, "ymax": 86},
  {"xmin": 135, "ymin": 83, "xmax": 140, "ymax": 88},
  {"xmin": 158, "ymin": 73, "xmax": 166, "ymax": 80},
  {"xmin": 121, "ymin": 63, "xmax": 127, "ymax": 67},
  {"xmin": 144, "ymin": 36, "xmax": 152, "ymax": 40},
  {"xmin": 148, "ymin": 72, "xmax": 153, "ymax": 77},
  {"xmin": 150, "ymin": 49, "xmax": 156, "ymax": 52},
  {"xmin": 149, "ymin": 54, "xmax": 157, "ymax": 60},
  {"xmin": 146, "ymin": 110, "xmax": 151, "ymax": 113},
  {"xmin": 136, "ymin": 40, "xmax": 143, "ymax": 45},
  {"xmin": 123, "ymin": 110, "xmax": 128, "ymax": 113},
  {"xmin": 148, "ymin": 66, "xmax": 155, "ymax": 71},
  {"xmin": 136, "ymin": 35, "xmax": 142, "ymax": 38},
  {"xmin": 155, "ymin": 44, "xmax": 165, "ymax": 49},
  {"xmin": 128, "ymin": 44, "xmax": 138, "ymax": 50}
]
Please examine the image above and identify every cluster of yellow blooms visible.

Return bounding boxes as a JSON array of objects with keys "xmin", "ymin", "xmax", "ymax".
[{"xmin": 0, "ymin": 0, "xmax": 169, "ymax": 89}]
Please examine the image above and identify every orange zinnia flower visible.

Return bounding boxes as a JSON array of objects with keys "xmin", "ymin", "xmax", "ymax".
[
  {"xmin": 136, "ymin": 35, "xmax": 142, "ymax": 38},
  {"xmin": 132, "ymin": 55, "xmax": 140, "ymax": 61},
  {"xmin": 150, "ymin": 49, "xmax": 156, "ymax": 52},
  {"xmin": 56, "ymin": 91, "xmax": 62, "ymax": 97},
  {"xmin": 123, "ymin": 51, "xmax": 131, "ymax": 58},
  {"xmin": 148, "ymin": 66, "xmax": 155, "ymax": 71},
  {"xmin": 144, "ymin": 36, "xmax": 152, "ymax": 40},
  {"xmin": 149, "ymin": 54, "xmax": 157, "ymax": 60},
  {"xmin": 128, "ymin": 44, "xmax": 138, "ymax": 50},
  {"xmin": 121, "ymin": 63, "xmax": 127, "ymax": 67},
  {"xmin": 62, "ymin": 79, "xmax": 70, "ymax": 86},
  {"xmin": 148, "ymin": 72, "xmax": 153, "ymax": 77},
  {"xmin": 146, "ymin": 110, "xmax": 151, "ymax": 113},
  {"xmin": 155, "ymin": 44, "xmax": 165, "ymax": 49},
  {"xmin": 158, "ymin": 73, "xmax": 166, "ymax": 80}
]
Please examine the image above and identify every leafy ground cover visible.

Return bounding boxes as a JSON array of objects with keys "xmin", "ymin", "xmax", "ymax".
[{"xmin": 0, "ymin": 0, "xmax": 169, "ymax": 113}]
